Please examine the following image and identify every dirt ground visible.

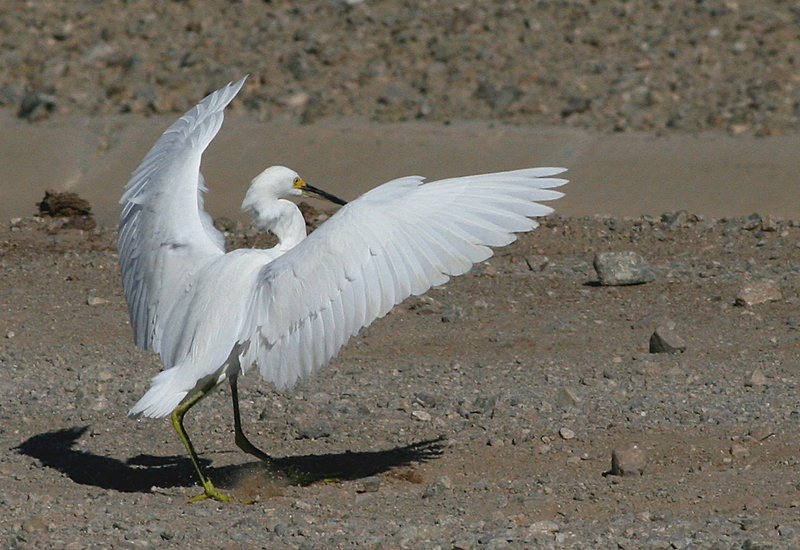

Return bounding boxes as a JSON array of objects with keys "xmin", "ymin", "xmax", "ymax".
[
  {"xmin": 1, "ymin": 209, "xmax": 799, "ymax": 549},
  {"xmin": 2, "ymin": 0, "xmax": 800, "ymax": 549}
]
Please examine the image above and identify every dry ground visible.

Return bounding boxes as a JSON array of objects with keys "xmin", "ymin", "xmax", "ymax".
[{"xmin": 1, "ymin": 211, "xmax": 799, "ymax": 549}]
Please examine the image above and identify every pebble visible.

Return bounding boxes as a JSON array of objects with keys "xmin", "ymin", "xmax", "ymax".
[
  {"xmin": 527, "ymin": 520, "xmax": 560, "ymax": 536},
  {"xmin": 730, "ymin": 444, "xmax": 749, "ymax": 459},
  {"xmin": 748, "ymin": 423, "xmax": 775, "ymax": 442},
  {"xmin": 760, "ymin": 215, "xmax": 779, "ymax": 232},
  {"xmin": 297, "ymin": 422, "xmax": 331, "ymax": 439},
  {"xmin": 441, "ymin": 305, "xmax": 462, "ymax": 323},
  {"xmin": 555, "ymin": 387, "xmax": 580, "ymax": 408},
  {"xmin": 661, "ymin": 210, "xmax": 689, "ymax": 229},
  {"xmin": 745, "ymin": 369, "xmax": 767, "ymax": 387},
  {"xmin": 610, "ymin": 444, "xmax": 647, "ymax": 477},
  {"xmin": 407, "ymin": 295, "xmax": 443, "ymax": 314},
  {"xmin": 411, "ymin": 410, "xmax": 431, "ymax": 422},
  {"xmin": 593, "ymin": 251, "xmax": 655, "ymax": 286},
  {"xmin": 735, "ymin": 280, "xmax": 782, "ymax": 307},
  {"xmin": 86, "ymin": 296, "xmax": 108, "ymax": 306},
  {"xmin": 525, "ymin": 255, "xmax": 550, "ymax": 272},
  {"xmin": 559, "ymin": 427, "xmax": 576, "ymax": 440},
  {"xmin": 422, "ymin": 476, "xmax": 452, "ymax": 498},
  {"xmin": 360, "ymin": 476, "xmax": 382, "ymax": 493},
  {"xmin": 649, "ymin": 324, "xmax": 687, "ymax": 354}
]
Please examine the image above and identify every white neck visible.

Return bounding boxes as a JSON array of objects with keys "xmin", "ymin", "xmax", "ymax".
[{"xmin": 250, "ymin": 199, "xmax": 307, "ymax": 252}]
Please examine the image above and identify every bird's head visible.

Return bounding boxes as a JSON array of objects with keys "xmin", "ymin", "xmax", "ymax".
[{"xmin": 242, "ymin": 166, "xmax": 346, "ymax": 214}]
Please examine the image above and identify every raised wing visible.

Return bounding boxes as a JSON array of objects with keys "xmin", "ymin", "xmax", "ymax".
[
  {"xmin": 118, "ymin": 77, "xmax": 246, "ymax": 354},
  {"xmin": 240, "ymin": 168, "xmax": 566, "ymax": 388}
]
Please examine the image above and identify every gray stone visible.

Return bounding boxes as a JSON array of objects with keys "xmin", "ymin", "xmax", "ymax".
[
  {"xmin": 422, "ymin": 476, "xmax": 452, "ymax": 498},
  {"xmin": 441, "ymin": 304, "xmax": 462, "ymax": 323},
  {"xmin": 18, "ymin": 92, "xmax": 57, "ymax": 121},
  {"xmin": 525, "ymin": 254, "xmax": 550, "ymax": 272},
  {"xmin": 527, "ymin": 520, "xmax": 560, "ymax": 536},
  {"xmin": 360, "ymin": 476, "xmax": 381, "ymax": 493},
  {"xmin": 555, "ymin": 387, "xmax": 580, "ymax": 409},
  {"xmin": 730, "ymin": 444, "xmax": 749, "ymax": 459},
  {"xmin": 745, "ymin": 369, "xmax": 767, "ymax": 387},
  {"xmin": 649, "ymin": 325, "xmax": 687, "ymax": 354},
  {"xmin": 297, "ymin": 422, "xmax": 331, "ymax": 439},
  {"xmin": 610, "ymin": 443, "xmax": 647, "ymax": 476},
  {"xmin": 559, "ymin": 427, "xmax": 576, "ymax": 440},
  {"xmin": 593, "ymin": 251, "xmax": 655, "ymax": 286},
  {"xmin": 735, "ymin": 280, "xmax": 782, "ymax": 306},
  {"xmin": 661, "ymin": 210, "xmax": 689, "ymax": 229}
]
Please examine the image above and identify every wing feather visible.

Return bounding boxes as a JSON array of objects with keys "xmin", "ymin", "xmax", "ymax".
[
  {"xmin": 244, "ymin": 168, "xmax": 566, "ymax": 388},
  {"xmin": 118, "ymin": 77, "xmax": 247, "ymax": 354}
]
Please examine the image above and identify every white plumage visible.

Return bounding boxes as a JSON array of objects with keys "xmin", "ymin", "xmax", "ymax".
[{"xmin": 118, "ymin": 76, "xmax": 566, "ymax": 500}]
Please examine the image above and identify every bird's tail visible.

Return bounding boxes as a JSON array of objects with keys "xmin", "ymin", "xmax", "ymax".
[{"xmin": 128, "ymin": 368, "xmax": 188, "ymax": 419}]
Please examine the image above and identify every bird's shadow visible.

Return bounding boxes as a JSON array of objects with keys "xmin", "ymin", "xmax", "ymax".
[{"xmin": 14, "ymin": 426, "xmax": 445, "ymax": 494}]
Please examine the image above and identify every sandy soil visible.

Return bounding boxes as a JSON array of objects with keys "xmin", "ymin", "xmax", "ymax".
[{"xmin": 2, "ymin": 1, "xmax": 800, "ymax": 549}]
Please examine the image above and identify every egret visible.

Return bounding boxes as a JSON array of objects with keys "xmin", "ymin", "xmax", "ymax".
[{"xmin": 118, "ymin": 76, "xmax": 567, "ymax": 502}]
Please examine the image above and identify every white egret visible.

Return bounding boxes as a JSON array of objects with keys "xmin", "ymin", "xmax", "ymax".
[{"xmin": 118, "ymin": 76, "xmax": 566, "ymax": 502}]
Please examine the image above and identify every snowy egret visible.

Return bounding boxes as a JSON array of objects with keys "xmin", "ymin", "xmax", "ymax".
[{"xmin": 118, "ymin": 76, "xmax": 567, "ymax": 502}]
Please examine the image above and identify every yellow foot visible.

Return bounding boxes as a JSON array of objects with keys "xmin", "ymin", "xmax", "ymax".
[{"xmin": 188, "ymin": 484, "xmax": 232, "ymax": 503}]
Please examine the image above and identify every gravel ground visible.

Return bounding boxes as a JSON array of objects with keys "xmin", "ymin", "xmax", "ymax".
[
  {"xmin": 3, "ymin": 1, "xmax": 800, "ymax": 548},
  {"xmin": 2, "ymin": 0, "xmax": 799, "ymax": 135},
  {"xmin": 2, "ymin": 211, "xmax": 800, "ymax": 549}
]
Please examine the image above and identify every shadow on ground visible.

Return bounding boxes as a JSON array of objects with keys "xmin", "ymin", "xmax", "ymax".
[{"xmin": 14, "ymin": 426, "xmax": 445, "ymax": 494}]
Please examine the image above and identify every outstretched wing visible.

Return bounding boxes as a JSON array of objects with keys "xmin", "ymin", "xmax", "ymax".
[
  {"xmin": 118, "ymin": 77, "xmax": 246, "ymax": 354},
  {"xmin": 239, "ymin": 168, "xmax": 566, "ymax": 388}
]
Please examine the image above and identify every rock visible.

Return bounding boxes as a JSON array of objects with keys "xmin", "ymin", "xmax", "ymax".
[
  {"xmin": 649, "ymin": 325, "xmax": 687, "ymax": 354},
  {"xmin": 735, "ymin": 281, "xmax": 782, "ymax": 306},
  {"xmin": 525, "ymin": 255, "xmax": 550, "ymax": 272},
  {"xmin": 422, "ymin": 476, "xmax": 451, "ymax": 498},
  {"xmin": 406, "ymin": 295, "xmax": 443, "ymax": 314},
  {"xmin": 414, "ymin": 392, "xmax": 437, "ymax": 408},
  {"xmin": 748, "ymin": 423, "xmax": 775, "ymax": 442},
  {"xmin": 558, "ymin": 427, "xmax": 576, "ymax": 440},
  {"xmin": 470, "ymin": 395, "xmax": 496, "ymax": 415},
  {"xmin": 745, "ymin": 369, "xmax": 767, "ymax": 387},
  {"xmin": 661, "ymin": 210, "xmax": 689, "ymax": 229},
  {"xmin": 527, "ymin": 520, "xmax": 560, "ymax": 536},
  {"xmin": 555, "ymin": 387, "xmax": 580, "ymax": 409},
  {"xmin": 593, "ymin": 251, "xmax": 655, "ymax": 286},
  {"xmin": 18, "ymin": 92, "xmax": 57, "ymax": 120},
  {"xmin": 411, "ymin": 410, "xmax": 431, "ymax": 422},
  {"xmin": 297, "ymin": 422, "xmax": 331, "ymax": 439},
  {"xmin": 86, "ymin": 296, "xmax": 108, "ymax": 306},
  {"xmin": 441, "ymin": 305, "xmax": 462, "ymax": 323},
  {"xmin": 360, "ymin": 476, "xmax": 381, "ymax": 493},
  {"xmin": 730, "ymin": 444, "xmax": 749, "ymax": 459},
  {"xmin": 761, "ymin": 215, "xmax": 779, "ymax": 232},
  {"xmin": 609, "ymin": 443, "xmax": 647, "ymax": 477}
]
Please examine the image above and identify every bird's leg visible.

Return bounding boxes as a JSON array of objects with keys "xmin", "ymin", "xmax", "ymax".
[
  {"xmin": 171, "ymin": 378, "xmax": 231, "ymax": 503},
  {"xmin": 229, "ymin": 373, "xmax": 335, "ymax": 485},
  {"xmin": 229, "ymin": 373, "xmax": 274, "ymax": 465}
]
